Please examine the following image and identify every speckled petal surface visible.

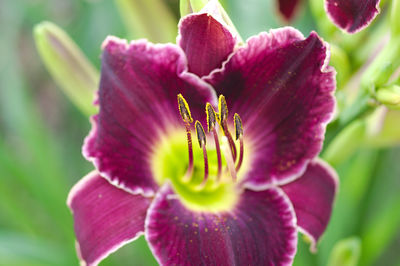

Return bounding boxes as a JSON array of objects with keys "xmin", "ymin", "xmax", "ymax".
[
  {"xmin": 83, "ymin": 37, "xmax": 216, "ymax": 196},
  {"xmin": 281, "ymin": 159, "xmax": 339, "ymax": 251},
  {"xmin": 325, "ymin": 0, "xmax": 380, "ymax": 33},
  {"xmin": 206, "ymin": 28, "xmax": 336, "ymax": 187},
  {"xmin": 67, "ymin": 172, "xmax": 152, "ymax": 266},
  {"xmin": 178, "ymin": 2, "xmax": 236, "ymax": 77},
  {"xmin": 145, "ymin": 184, "xmax": 297, "ymax": 266}
]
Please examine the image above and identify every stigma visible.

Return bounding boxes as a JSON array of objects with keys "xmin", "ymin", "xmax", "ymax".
[{"xmin": 176, "ymin": 94, "xmax": 245, "ymax": 187}]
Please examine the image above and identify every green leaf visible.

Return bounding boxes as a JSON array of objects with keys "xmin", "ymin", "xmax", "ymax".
[{"xmin": 0, "ymin": 231, "xmax": 75, "ymax": 266}]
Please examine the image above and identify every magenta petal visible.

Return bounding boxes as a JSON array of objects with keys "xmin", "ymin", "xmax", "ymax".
[
  {"xmin": 84, "ymin": 37, "xmax": 216, "ymax": 196},
  {"xmin": 281, "ymin": 159, "xmax": 339, "ymax": 251},
  {"xmin": 326, "ymin": 0, "xmax": 380, "ymax": 33},
  {"xmin": 67, "ymin": 172, "xmax": 151, "ymax": 266},
  {"xmin": 146, "ymin": 184, "xmax": 297, "ymax": 265},
  {"xmin": 206, "ymin": 28, "xmax": 336, "ymax": 187},
  {"xmin": 178, "ymin": 4, "xmax": 236, "ymax": 77},
  {"xmin": 278, "ymin": 0, "xmax": 302, "ymax": 21}
]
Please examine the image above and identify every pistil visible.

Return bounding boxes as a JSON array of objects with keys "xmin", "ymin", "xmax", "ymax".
[
  {"xmin": 177, "ymin": 94, "xmax": 194, "ymax": 181},
  {"xmin": 195, "ymin": 121, "xmax": 208, "ymax": 188},
  {"xmin": 234, "ymin": 113, "xmax": 244, "ymax": 172},
  {"xmin": 206, "ymin": 103, "xmax": 222, "ymax": 181},
  {"xmin": 218, "ymin": 95, "xmax": 237, "ymax": 161}
]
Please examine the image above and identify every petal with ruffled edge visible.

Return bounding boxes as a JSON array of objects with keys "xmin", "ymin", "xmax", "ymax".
[
  {"xmin": 325, "ymin": 0, "xmax": 380, "ymax": 33},
  {"xmin": 84, "ymin": 37, "xmax": 217, "ymax": 196},
  {"xmin": 281, "ymin": 159, "xmax": 339, "ymax": 251},
  {"xmin": 206, "ymin": 28, "xmax": 336, "ymax": 187},
  {"xmin": 278, "ymin": 0, "xmax": 302, "ymax": 21},
  {"xmin": 178, "ymin": 1, "xmax": 236, "ymax": 77},
  {"xmin": 67, "ymin": 172, "xmax": 152, "ymax": 266},
  {"xmin": 146, "ymin": 184, "xmax": 297, "ymax": 266}
]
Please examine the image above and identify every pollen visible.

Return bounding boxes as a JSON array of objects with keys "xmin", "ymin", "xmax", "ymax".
[
  {"xmin": 195, "ymin": 121, "xmax": 207, "ymax": 148},
  {"xmin": 151, "ymin": 94, "xmax": 251, "ymax": 213},
  {"xmin": 177, "ymin": 93, "xmax": 193, "ymax": 123},
  {"xmin": 218, "ymin": 95, "xmax": 229, "ymax": 125},
  {"xmin": 234, "ymin": 113, "xmax": 243, "ymax": 140},
  {"xmin": 206, "ymin": 103, "xmax": 217, "ymax": 132}
]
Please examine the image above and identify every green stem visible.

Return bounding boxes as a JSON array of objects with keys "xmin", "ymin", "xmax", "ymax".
[{"xmin": 324, "ymin": 93, "xmax": 373, "ymax": 148}]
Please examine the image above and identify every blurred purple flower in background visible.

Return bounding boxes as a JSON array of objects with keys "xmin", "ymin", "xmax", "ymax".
[
  {"xmin": 67, "ymin": 1, "xmax": 339, "ymax": 265},
  {"xmin": 278, "ymin": 0, "xmax": 380, "ymax": 33}
]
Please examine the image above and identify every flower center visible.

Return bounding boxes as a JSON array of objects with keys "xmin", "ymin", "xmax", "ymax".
[{"xmin": 151, "ymin": 94, "xmax": 248, "ymax": 212}]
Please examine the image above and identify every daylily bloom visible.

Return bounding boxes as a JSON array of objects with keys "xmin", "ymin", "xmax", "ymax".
[
  {"xmin": 278, "ymin": 0, "xmax": 380, "ymax": 34},
  {"xmin": 67, "ymin": 2, "xmax": 338, "ymax": 265}
]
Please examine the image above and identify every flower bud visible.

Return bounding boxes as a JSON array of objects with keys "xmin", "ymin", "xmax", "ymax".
[
  {"xmin": 391, "ymin": 0, "xmax": 400, "ymax": 37},
  {"xmin": 365, "ymin": 107, "xmax": 400, "ymax": 147},
  {"xmin": 180, "ymin": 0, "xmax": 208, "ymax": 16},
  {"xmin": 34, "ymin": 21, "xmax": 98, "ymax": 116},
  {"xmin": 361, "ymin": 37, "xmax": 400, "ymax": 93},
  {"xmin": 115, "ymin": 0, "xmax": 177, "ymax": 43},
  {"xmin": 376, "ymin": 85, "xmax": 400, "ymax": 109},
  {"xmin": 327, "ymin": 237, "xmax": 361, "ymax": 266}
]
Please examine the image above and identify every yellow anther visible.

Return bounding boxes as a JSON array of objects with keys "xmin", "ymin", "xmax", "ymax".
[
  {"xmin": 218, "ymin": 95, "xmax": 228, "ymax": 124},
  {"xmin": 177, "ymin": 93, "xmax": 193, "ymax": 123},
  {"xmin": 195, "ymin": 120, "xmax": 207, "ymax": 148},
  {"xmin": 234, "ymin": 113, "xmax": 243, "ymax": 140},
  {"xmin": 206, "ymin": 103, "xmax": 217, "ymax": 132}
]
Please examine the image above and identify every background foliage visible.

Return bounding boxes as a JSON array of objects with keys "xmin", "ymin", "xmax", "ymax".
[{"xmin": 0, "ymin": 0, "xmax": 399, "ymax": 265}]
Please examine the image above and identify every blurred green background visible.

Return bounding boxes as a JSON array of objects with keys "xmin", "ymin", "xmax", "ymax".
[{"xmin": 0, "ymin": 0, "xmax": 399, "ymax": 265}]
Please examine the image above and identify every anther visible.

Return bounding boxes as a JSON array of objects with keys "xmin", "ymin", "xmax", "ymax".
[
  {"xmin": 218, "ymin": 95, "xmax": 229, "ymax": 124},
  {"xmin": 234, "ymin": 113, "xmax": 243, "ymax": 140},
  {"xmin": 177, "ymin": 94, "xmax": 194, "ymax": 181},
  {"xmin": 234, "ymin": 113, "xmax": 244, "ymax": 172},
  {"xmin": 206, "ymin": 103, "xmax": 217, "ymax": 132},
  {"xmin": 206, "ymin": 103, "xmax": 222, "ymax": 180},
  {"xmin": 195, "ymin": 121, "xmax": 208, "ymax": 187},
  {"xmin": 178, "ymin": 94, "xmax": 193, "ymax": 123},
  {"xmin": 195, "ymin": 120, "xmax": 207, "ymax": 147},
  {"xmin": 218, "ymin": 95, "xmax": 237, "ymax": 161}
]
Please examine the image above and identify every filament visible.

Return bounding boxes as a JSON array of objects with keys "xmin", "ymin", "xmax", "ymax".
[
  {"xmin": 218, "ymin": 95, "xmax": 237, "ymax": 161},
  {"xmin": 221, "ymin": 136, "xmax": 237, "ymax": 182},
  {"xmin": 236, "ymin": 136, "xmax": 244, "ymax": 172},
  {"xmin": 234, "ymin": 113, "xmax": 244, "ymax": 172},
  {"xmin": 212, "ymin": 128, "xmax": 222, "ymax": 181},
  {"xmin": 183, "ymin": 122, "xmax": 194, "ymax": 182},
  {"xmin": 195, "ymin": 120, "xmax": 208, "ymax": 187},
  {"xmin": 177, "ymin": 94, "xmax": 194, "ymax": 182}
]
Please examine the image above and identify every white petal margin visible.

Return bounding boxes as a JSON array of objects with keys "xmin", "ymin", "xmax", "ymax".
[
  {"xmin": 67, "ymin": 171, "xmax": 151, "ymax": 266},
  {"xmin": 282, "ymin": 158, "xmax": 339, "ymax": 252},
  {"xmin": 145, "ymin": 183, "xmax": 298, "ymax": 266}
]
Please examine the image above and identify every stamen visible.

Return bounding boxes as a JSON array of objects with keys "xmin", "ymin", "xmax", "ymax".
[
  {"xmin": 177, "ymin": 94, "xmax": 193, "ymax": 123},
  {"xmin": 218, "ymin": 95, "xmax": 237, "ymax": 161},
  {"xmin": 177, "ymin": 94, "xmax": 194, "ymax": 181},
  {"xmin": 206, "ymin": 103, "xmax": 222, "ymax": 180},
  {"xmin": 221, "ymin": 136, "xmax": 237, "ymax": 182},
  {"xmin": 195, "ymin": 121, "xmax": 208, "ymax": 187},
  {"xmin": 206, "ymin": 103, "xmax": 217, "ymax": 133},
  {"xmin": 234, "ymin": 113, "xmax": 244, "ymax": 172},
  {"xmin": 218, "ymin": 95, "xmax": 229, "ymax": 123}
]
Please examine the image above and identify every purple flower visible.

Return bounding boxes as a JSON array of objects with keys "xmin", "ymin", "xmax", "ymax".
[
  {"xmin": 325, "ymin": 0, "xmax": 380, "ymax": 33},
  {"xmin": 278, "ymin": 0, "xmax": 380, "ymax": 34},
  {"xmin": 277, "ymin": 0, "xmax": 302, "ymax": 21},
  {"xmin": 67, "ymin": 2, "xmax": 338, "ymax": 265}
]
